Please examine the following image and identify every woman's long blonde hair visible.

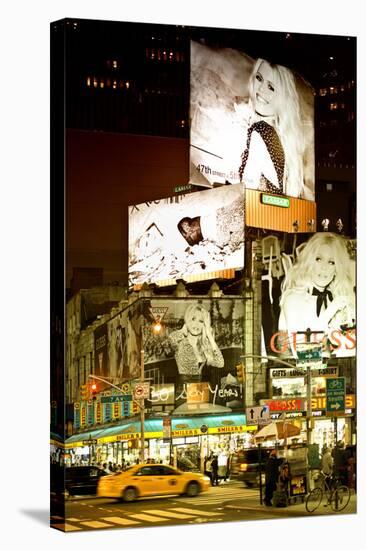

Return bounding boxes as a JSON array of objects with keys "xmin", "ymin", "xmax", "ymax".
[
  {"xmin": 280, "ymin": 233, "xmax": 355, "ymax": 306},
  {"xmin": 248, "ymin": 58, "xmax": 305, "ymax": 197}
]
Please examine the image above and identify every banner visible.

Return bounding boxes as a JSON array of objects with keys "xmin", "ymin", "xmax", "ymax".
[
  {"xmin": 128, "ymin": 184, "xmax": 244, "ymax": 286},
  {"xmin": 189, "ymin": 40, "xmax": 315, "ymax": 200},
  {"xmin": 261, "ymin": 232, "xmax": 356, "ymax": 359},
  {"xmin": 94, "ymin": 323, "xmax": 108, "ymax": 378}
]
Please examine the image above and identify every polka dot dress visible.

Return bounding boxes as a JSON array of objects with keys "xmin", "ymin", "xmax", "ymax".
[{"xmin": 239, "ymin": 120, "xmax": 285, "ymax": 195}]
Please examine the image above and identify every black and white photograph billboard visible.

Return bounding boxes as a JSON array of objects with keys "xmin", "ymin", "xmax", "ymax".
[
  {"xmin": 190, "ymin": 40, "xmax": 315, "ymax": 200},
  {"xmin": 139, "ymin": 297, "xmax": 246, "ymax": 414},
  {"xmin": 261, "ymin": 232, "xmax": 356, "ymax": 359},
  {"xmin": 128, "ymin": 184, "xmax": 245, "ymax": 286}
]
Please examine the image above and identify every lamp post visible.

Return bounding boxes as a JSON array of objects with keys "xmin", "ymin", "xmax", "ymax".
[{"xmin": 139, "ymin": 348, "xmax": 145, "ymax": 464}]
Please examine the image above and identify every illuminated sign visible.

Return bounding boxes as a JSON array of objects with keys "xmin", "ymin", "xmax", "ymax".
[
  {"xmin": 261, "ymin": 194, "xmax": 290, "ymax": 208},
  {"xmin": 270, "ymin": 367, "xmax": 338, "ymax": 378},
  {"xmin": 128, "ymin": 184, "xmax": 244, "ymax": 287},
  {"xmin": 265, "ymin": 398, "xmax": 305, "ymax": 412},
  {"xmin": 263, "ymin": 232, "xmax": 356, "ymax": 360},
  {"xmin": 189, "ymin": 40, "xmax": 315, "ymax": 200}
]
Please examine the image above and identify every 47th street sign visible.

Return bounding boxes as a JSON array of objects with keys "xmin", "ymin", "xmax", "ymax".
[
  {"xmin": 101, "ymin": 395, "xmax": 132, "ymax": 404},
  {"xmin": 326, "ymin": 377, "xmax": 345, "ymax": 416}
]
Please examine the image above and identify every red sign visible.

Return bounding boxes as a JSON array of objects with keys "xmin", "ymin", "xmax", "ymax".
[{"xmin": 265, "ymin": 398, "xmax": 305, "ymax": 412}]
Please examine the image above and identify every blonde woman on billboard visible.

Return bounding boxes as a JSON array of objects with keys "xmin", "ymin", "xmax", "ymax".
[
  {"xmin": 169, "ymin": 304, "xmax": 224, "ymax": 381},
  {"xmin": 278, "ymin": 233, "xmax": 356, "ymax": 356},
  {"xmin": 238, "ymin": 58, "xmax": 305, "ymax": 197}
]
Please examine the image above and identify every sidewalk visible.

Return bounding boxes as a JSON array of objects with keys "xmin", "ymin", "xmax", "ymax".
[{"xmin": 227, "ymin": 491, "xmax": 357, "ymax": 517}]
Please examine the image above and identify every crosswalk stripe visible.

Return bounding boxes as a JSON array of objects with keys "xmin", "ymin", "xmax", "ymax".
[
  {"xmin": 100, "ymin": 516, "xmax": 140, "ymax": 526},
  {"xmin": 127, "ymin": 513, "xmax": 169, "ymax": 523},
  {"xmin": 52, "ymin": 523, "xmax": 82, "ymax": 532},
  {"xmin": 80, "ymin": 520, "xmax": 114, "ymax": 529},
  {"xmin": 144, "ymin": 509, "xmax": 195, "ymax": 519},
  {"xmin": 170, "ymin": 507, "xmax": 221, "ymax": 517}
]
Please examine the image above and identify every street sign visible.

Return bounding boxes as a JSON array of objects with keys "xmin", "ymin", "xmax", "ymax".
[
  {"xmin": 101, "ymin": 395, "xmax": 132, "ymax": 404},
  {"xmin": 246, "ymin": 406, "xmax": 270, "ymax": 426},
  {"xmin": 326, "ymin": 377, "xmax": 345, "ymax": 415},
  {"xmin": 200, "ymin": 424, "xmax": 208, "ymax": 434},
  {"xmin": 133, "ymin": 382, "xmax": 150, "ymax": 400},
  {"xmin": 82, "ymin": 439, "xmax": 97, "ymax": 445},
  {"xmin": 296, "ymin": 342, "xmax": 323, "ymax": 369}
]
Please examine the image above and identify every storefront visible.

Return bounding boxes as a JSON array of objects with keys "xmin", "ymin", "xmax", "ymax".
[{"xmin": 65, "ymin": 413, "xmax": 256, "ymax": 470}]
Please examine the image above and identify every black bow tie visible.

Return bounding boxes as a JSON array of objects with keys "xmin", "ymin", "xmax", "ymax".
[{"xmin": 312, "ymin": 286, "xmax": 333, "ymax": 317}]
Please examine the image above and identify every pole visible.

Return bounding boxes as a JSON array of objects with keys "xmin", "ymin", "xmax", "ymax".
[
  {"xmin": 258, "ymin": 443, "xmax": 263, "ymax": 505},
  {"xmin": 139, "ymin": 349, "xmax": 145, "ymax": 464}
]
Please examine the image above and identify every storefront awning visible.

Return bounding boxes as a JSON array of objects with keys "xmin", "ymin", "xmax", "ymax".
[{"xmin": 66, "ymin": 413, "xmax": 255, "ymax": 447}]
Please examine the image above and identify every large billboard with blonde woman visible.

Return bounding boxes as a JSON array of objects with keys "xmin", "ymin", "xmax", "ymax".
[
  {"xmin": 261, "ymin": 232, "xmax": 356, "ymax": 360},
  {"xmin": 190, "ymin": 40, "xmax": 315, "ymax": 200}
]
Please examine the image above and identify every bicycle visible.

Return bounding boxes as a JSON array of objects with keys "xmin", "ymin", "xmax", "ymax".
[{"xmin": 306, "ymin": 471, "xmax": 350, "ymax": 513}]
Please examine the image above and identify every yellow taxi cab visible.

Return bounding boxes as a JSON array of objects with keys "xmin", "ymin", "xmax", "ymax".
[{"xmin": 97, "ymin": 463, "xmax": 211, "ymax": 502}]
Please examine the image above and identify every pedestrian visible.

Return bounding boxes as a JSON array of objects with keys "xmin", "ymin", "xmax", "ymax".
[
  {"xmin": 211, "ymin": 455, "xmax": 219, "ymax": 486},
  {"xmin": 224, "ymin": 454, "xmax": 231, "ymax": 482},
  {"xmin": 321, "ymin": 447, "xmax": 333, "ymax": 478},
  {"xmin": 264, "ymin": 449, "xmax": 282, "ymax": 506},
  {"xmin": 334, "ymin": 441, "xmax": 347, "ymax": 485},
  {"xmin": 204, "ymin": 455, "xmax": 212, "ymax": 483}
]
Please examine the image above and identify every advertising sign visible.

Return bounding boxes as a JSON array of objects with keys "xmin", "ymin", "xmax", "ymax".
[
  {"xmin": 94, "ymin": 323, "xmax": 108, "ymax": 378},
  {"xmin": 163, "ymin": 417, "xmax": 172, "ymax": 439},
  {"xmin": 189, "ymin": 40, "xmax": 315, "ymax": 200},
  {"xmin": 148, "ymin": 384, "xmax": 175, "ymax": 406},
  {"xmin": 262, "ymin": 232, "xmax": 356, "ymax": 360},
  {"xmin": 139, "ymin": 297, "xmax": 245, "ymax": 413},
  {"xmin": 128, "ymin": 184, "xmax": 244, "ymax": 286}
]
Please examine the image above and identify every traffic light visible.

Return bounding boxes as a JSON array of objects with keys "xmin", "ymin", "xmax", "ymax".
[
  {"xmin": 236, "ymin": 363, "xmax": 245, "ymax": 384},
  {"xmin": 91, "ymin": 382, "xmax": 98, "ymax": 401},
  {"xmin": 80, "ymin": 384, "xmax": 89, "ymax": 401}
]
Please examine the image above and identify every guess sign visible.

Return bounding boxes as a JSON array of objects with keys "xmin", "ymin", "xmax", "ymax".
[{"xmin": 265, "ymin": 398, "xmax": 305, "ymax": 412}]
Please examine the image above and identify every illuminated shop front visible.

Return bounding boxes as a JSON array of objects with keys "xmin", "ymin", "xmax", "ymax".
[{"xmin": 65, "ymin": 414, "xmax": 256, "ymax": 470}]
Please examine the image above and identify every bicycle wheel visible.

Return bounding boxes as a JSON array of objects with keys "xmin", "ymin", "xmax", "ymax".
[
  {"xmin": 306, "ymin": 487, "xmax": 323, "ymax": 513},
  {"xmin": 330, "ymin": 485, "xmax": 351, "ymax": 512}
]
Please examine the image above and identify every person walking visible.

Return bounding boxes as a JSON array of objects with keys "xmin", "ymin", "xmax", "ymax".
[
  {"xmin": 211, "ymin": 455, "xmax": 219, "ymax": 486},
  {"xmin": 264, "ymin": 450, "xmax": 282, "ymax": 506},
  {"xmin": 321, "ymin": 447, "xmax": 333, "ymax": 477}
]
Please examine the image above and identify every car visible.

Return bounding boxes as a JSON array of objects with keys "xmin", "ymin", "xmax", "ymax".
[
  {"xmin": 65, "ymin": 466, "xmax": 108, "ymax": 496},
  {"xmin": 97, "ymin": 463, "xmax": 211, "ymax": 502},
  {"xmin": 231, "ymin": 449, "xmax": 270, "ymax": 487}
]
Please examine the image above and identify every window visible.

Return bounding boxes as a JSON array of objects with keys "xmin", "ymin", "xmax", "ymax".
[
  {"xmin": 319, "ymin": 88, "xmax": 327, "ymax": 96},
  {"xmin": 329, "ymin": 102, "xmax": 338, "ymax": 110}
]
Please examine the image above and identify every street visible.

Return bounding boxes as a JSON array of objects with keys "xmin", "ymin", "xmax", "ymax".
[{"xmin": 51, "ymin": 481, "xmax": 357, "ymax": 532}]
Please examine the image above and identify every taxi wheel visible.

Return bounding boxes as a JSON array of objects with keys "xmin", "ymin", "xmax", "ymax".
[
  {"xmin": 185, "ymin": 481, "xmax": 200, "ymax": 497},
  {"xmin": 122, "ymin": 486, "xmax": 138, "ymax": 502}
]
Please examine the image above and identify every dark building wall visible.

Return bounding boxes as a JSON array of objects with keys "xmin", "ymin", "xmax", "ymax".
[{"xmin": 66, "ymin": 129, "xmax": 189, "ymax": 288}]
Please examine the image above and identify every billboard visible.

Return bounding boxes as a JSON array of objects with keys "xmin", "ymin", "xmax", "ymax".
[
  {"xmin": 139, "ymin": 297, "xmax": 246, "ymax": 413},
  {"xmin": 94, "ymin": 297, "xmax": 246, "ymax": 412},
  {"xmin": 261, "ymin": 232, "xmax": 356, "ymax": 359},
  {"xmin": 128, "ymin": 184, "xmax": 244, "ymax": 286},
  {"xmin": 190, "ymin": 40, "xmax": 315, "ymax": 200}
]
